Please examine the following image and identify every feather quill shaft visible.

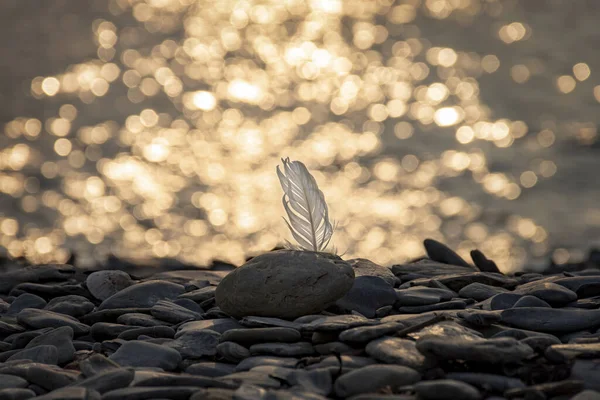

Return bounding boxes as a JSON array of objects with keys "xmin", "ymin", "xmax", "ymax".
[{"xmin": 277, "ymin": 158, "xmax": 334, "ymax": 252}]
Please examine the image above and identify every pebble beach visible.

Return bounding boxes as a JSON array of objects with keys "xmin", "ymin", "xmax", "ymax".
[{"xmin": 0, "ymin": 240, "xmax": 600, "ymax": 400}]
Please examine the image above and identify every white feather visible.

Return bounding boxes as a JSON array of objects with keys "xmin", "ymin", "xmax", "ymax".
[{"xmin": 277, "ymin": 157, "xmax": 334, "ymax": 252}]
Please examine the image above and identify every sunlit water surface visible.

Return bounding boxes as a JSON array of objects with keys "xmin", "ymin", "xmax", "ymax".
[{"xmin": 1, "ymin": 0, "xmax": 599, "ymax": 272}]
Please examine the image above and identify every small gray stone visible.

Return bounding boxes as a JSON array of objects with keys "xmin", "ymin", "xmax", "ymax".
[
  {"xmin": 0, "ymin": 388, "xmax": 36, "ymax": 400},
  {"xmin": 186, "ymin": 362, "xmax": 236, "ymax": 377},
  {"xmin": 99, "ymin": 280, "xmax": 184, "ymax": 310},
  {"xmin": 571, "ymin": 390, "xmax": 600, "ymax": 400},
  {"xmin": 339, "ymin": 322, "xmax": 405, "ymax": 343},
  {"xmin": 0, "ymin": 374, "xmax": 28, "ymax": 389},
  {"xmin": 27, "ymin": 386, "xmax": 100, "ymax": 400},
  {"xmin": 99, "ymin": 387, "xmax": 199, "ymax": 400},
  {"xmin": 117, "ymin": 326, "xmax": 175, "ymax": 340},
  {"xmin": 71, "ymin": 368, "xmax": 135, "ymax": 394},
  {"xmin": 501, "ymin": 307, "xmax": 600, "ymax": 333},
  {"xmin": 7, "ymin": 294, "xmax": 46, "ymax": 316},
  {"xmin": 150, "ymin": 300, "xmax": 202, "ymax": 324},
  {"xmin": 16, "ymin": 308, "xmax": 89, "ymax": 335},
  {"xmin": 305, "ymin": 355, "xmax": 376, "ymax": 373},
  {"xmin": 249, "ymin": 342, "xmax": 315, "ymax": 357},
  {"xmin": 424, "ymin": 238, "xmax": 473, "ymax": 269},
  {"xmin": 366, "ymin": 336, "xmax": 431, "ymax": 370},
  {"xmin": 395, "ymin": 287, "xmax": 456, "ymax": 307},
  {"xmin": 416, "ymin": 336, "xmax": 534, "ymax": 364},
  {"xmin": 302, "ymin": 315, "xmax": 378, "ymax": 332},
  {"xmin": 44, "ymin": 295, "xmax": 94, "ymax": 317},
  {"xmin": 216, "ymin": 250, "xmax": 354, "ymax": 319},
  {"xmin": 408, "ymin": 321, "xmax": 482, "ymax": 341},
  {"xmin": 25, "ymin": 326, "xmax": 74, "ymax": 365},
  {"xmin": 116, "ymin": 313, "xmax": 167, "ymax": 327},
  {"xmin": 220, "ymin": 327, "xmax": 301, "ymax": 345},
  {"xmin": 488, "ymin": 293, "xmax": 523, "ymax": 310},
  {"xmin": 91, "ymin": 323, "xmax": 138, "ymax": 342},
  {"xmin": 80, "ymin": 354, "xmax": 121, "ymax": 377},
  {"xmin": 217, "ymin": 371, "xmax": 281, "ymax": 389},
  {"xmin": 167, "ymin": 329, "xmax": 221, "ymax": 358},
  {"xmin": 346, "ymin": 258, "xmax": 397, "ymax": 287},
  {"xmin": 217, "ymin": 341, "xmax": 250, "ymax": 362},
  {"xmin": 86, "ymin": 270, "xmax": 133, "ymax": 301},
  {"xmin": 334, "ymin": 364, "xmax": 420, "ymax": 398},
  {"xmin": 7, "ymin": 345, "xmax": 58, "ymax": 364},
  {"xmin": 392, "ymin": 260, "xmax": 477, "ymax": 280},
  {"xmin": 0, "ymin": 264, "xmax": 76, "ymax": 294},
  {"xmin": 446, "ymin": 372, "xmax": 525, "ymax": 393},
  {"xmin": 236, "ymin": 356, "xmax": 299, "ymax": 371},
  {"xmin": 25, "ymin": 364, "xmax": 79, "ymax": 391},
  {"xmin": 178, "ymin": 286, "xmax": 216, "ymax": 302},
  {"xmin": 396, "ymin": 299, "xmax": 467, "ymax": 314},
  {"xmin": 571, "ymin": 360, "xmax": 600, "ymax": 391},
  {"xmin": 459, "ymin": 283, "xmax": 508, "ymax": 301},
  {"xmin": 314, "ymin": 341, "xmax": 354, "ymax": 355},
  {"xmin": 513, "ymin": 281, "xmax": 577, "ymax": 307},
  {"xmin": 176, "ymin": 319, "xmax": 242, "ymax": 336},
  {"xmin": 239, "ymin": 316, "xmax": 303, "ymax": 330},
  {"xmin": 335, "ymin": 276, "xmax": 397, "ymax": 318},
  {"xmin": 109, "ymin": 341, "xmax": 181, "ymax": 370},
  {"xmin": 414, "ymin": 379, "xmax": 481, "ymax": 400},
  {"xmin": 512, "ymin": 295, "xmax": 551, "ymax": 308}
]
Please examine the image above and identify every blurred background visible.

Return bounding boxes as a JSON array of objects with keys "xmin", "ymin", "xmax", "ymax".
[{"xmin": 0, "ymin": 0, "xmax": 599, "ymax": 272}]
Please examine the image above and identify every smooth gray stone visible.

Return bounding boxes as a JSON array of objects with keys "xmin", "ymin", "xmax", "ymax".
[
  {"xmin": 545, "ymin": 343, "xmax": 600, "ymax": 360},
  {"xmin": 554, "ymin": 276, "xmax": 600, "ymax": 293},
  {"xmin": 238, "ymin": 317, "xmax": 302, "ymax": 330},
  {"xmin": 520, "ymin": 335, "xmax": 561, "ymax": 353},
  {"xmin": 403, "ymin": 272, "xmax": 518, "ymax": 292},
  {"xmin": 305, "ymin": 355, "xmax": 376, "ymax": 372},
  {"xmin": 216, "ymin": 250, "xmax": 354, "ymax": 319},
  {"xmin": 346, "ymin": 258, "xmax": 397, "ymax": 287},
  {"xmin": 189, "ymin": 388, "xmax": 236, "ymax": 400},
  {"xmin": 0, "ymin": 374, "xmax": 28, "ymax": 389},
  {"xmin": 72, "ymin": 367, "xmax": 134, "ymax": 394},
  {"xmin": 7, "ymin": 294, "xmax": 46, "ymax": 316},
  {"xmin": 408, "ymin": 321, "xmax": 482, "ymax": 341},
  {"xmin": 220, "ymin": 327, "xmax": 301, "ymax": 345},
  {"xmin": 116, "ymin": 313, "xmax": 168, "ymax": 327},
  {"xmin": 366, "ymin": 336, "xmax": 431, "ymax": 370},
  {"xmin": 81, "ymin": 308, "xmax": 152, "ymax": 325},
  {"xmin": 10, "ymin": 282, "xmax": 88, "ymax": 299},
  {"xmin": 173, "ymin": 298, "xmax": 203, "ymax": 313},
  {"xmin": 0, "ymin": 321, "xmax": 25, "ymax": 336},
  {"xmin": 150, "ymin": 300, "xmax": 202, "ymax": 324},
  {"xmin": 339, "ymin": 322, "xmax": 405, "ymax": 343},
  {"xmin": 334, "ymin": 365, "xmax": 420, "ymax": 398},
  {"xmin": 0, "ymin": 388, "xmax": 36, "ymax": 400},
  {"xmin": 186, "ymin": 362, "xmax": 236, "ymax": 377},
  {"xmin": 396, "ymin": 300, "xmax": 467, "ymax": 314},
  {"xmin": 109, "ymin": 341, "xmax": 181, "ymax": 370},
  {"xmin": 79, "ymin": 354, "xmax": 121, "ymax": 377},
  {"xmin": 27, "ymin": 386, "xmax": 100, "ymax": 400},
  {"xmin": 131, "ymin": 371, "xmax": 233, "ymax": 389},
  {"xmin": 456, "ymin": 310, "xmax": 502, "ymax": 327},
  {"xmin": 446, "ymin": 372, "xmax": 525, "ymax": 393},
  {"xmin": 16, "ymin": 308, "xmax": 89, "ymax": 335},
  {"xmin": 314, "ymin": 341, "xmax": 354, "ymax": 355},
  {"xmin": 416, "ymin": 336, "xmax": 534, "ymax": 364},
  {"xmin": 395, "ymin": 287, "xmax": 456, "ymax": 307},
  {"xmin": 487, "ymin": 293, "xmax": 524, "ymax": 310},
  {"xmin": 512, "ymin": 295, "xmax": 552, "ymax": 308},
  {"xmin": 0, "ymin": 264, "xmax": 76, "ymax": 294},
  {"xmin": 25, "ymin": 326, "xmax": 74, "ymax": 365},
  {"xmin": 117, "ymin": 326, "xmax": 175, "ymax": 340},
  {"xmin": 7, "ymin": 345, "xmax": 58, "ymax": 365},
  {"xmin": 459, "ymin": 283, "xmax": 508, "ymax": 301},
  {"xmin": 150, "ymin": 269, "xmax": 229, "ymax": 285},
  {"xmin": 99, "ymin": 280, "xmax": 184, "ymax": 310},
  {"xmin": 101, "ymin": 386, "xmax": 200, "ymax": 400},
  {"xmin": 424, "ymin": 238, "xmax": 473, "ymax": 269},
  {"xmin": 392, "ymin": 260, "xmax": 477, "ymax": 279},
  {"xmin": 86, "ymin": 270, "xmax": 133, "ymax": 301},
  {"xmin": 414, "ymin": 379, "xmax": 481, "ymax": 400},
  {"xmin": 44, "ymin": 295, "xmax": 94, "ymax": 318},
  {"xmin": 25, "ymin": 364, "xmax": 79, "ymax": 391},
  {"xmin": 0, "ymin": 342, "xmax": 11, "ymax": 352},
  {"xmin": 217, "ymin": 342, "xmax": 250, "ymax": 362},
  {"xmin": 487, "ymin": 326, "xmax": 559, "ymax": 341},
  {"xmin": 249, "ymin": 342, "xmax": 314, "ymax": 357},
  {"xmin": 571, "ymin": 390, "xmax": 600, "ymax": 400},
  {"xmin": 167, "ymin": 328, "xmax": 221, "ymax": 358},
  {"xmin": 253, "ymin": 366, "xmax": 332, "ymax": 396},
  {"xmin": 504, "ymin": 380, "xmax": 583, "ymax": 399},
  {"xmin": 176, "ymin": 319, "xmax": 242, "ymax": 336},
  {"xmin": 336, "ymin": 276, "xmax": 397, "ymax": 318},
  {"xmin": 217, "ymin": 371, "xmax": 281, "ymax": 389},
  {"xmin": 8, "ymin": 329, "xmax": 52, "ymax": 350},
  {"xmin": 571, "ymin": 361, "xmax": 600, "ymax": 391},
  {"xmin": 470, "ymin": 249, "xmax": 501, "ymax": 274},
  {"xmin": 501, "ymin": 307, "xmax": 600, "ymax": 333},
  {"xmin": 302, "ymin": 315, "xmax": 378, "ymax": 332},
  {"xmin": 178, "ymin": 286, "xmax": 216, "ymax": 302},
  {"xmin": 513, "ymin": 281, "xmax": 577, "ymax": 306},
  {"xmin": 91, "ymin": 323, "xmax": 138, "ymax": 341},
  {"xmin": 235, "ymin": 356, "xmax": 299, "ymax": 372}
]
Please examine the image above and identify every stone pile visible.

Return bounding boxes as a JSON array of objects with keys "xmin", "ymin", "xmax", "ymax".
[{"xmin": 0, "ymin": 243, "xmax": 599, "ymax": 399}]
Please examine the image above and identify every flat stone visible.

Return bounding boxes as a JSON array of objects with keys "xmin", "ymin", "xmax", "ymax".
[
  {"xmin": 396, "ymin": 299, "xmax": 467, "ymax": 314},
  {"xmin": 470, "ymin": 249, "xmax": 501, "ymax": 273},
  {"xmin": 44, "ymin": 295, "xmax": 94, "ymax": 317},
  {"xmin": 236, "ymin": 356, "xmax": 299, "ymax": 372},
  {"xmin": 456, "ymin": 310, "xmax": 502, "ymax": 327},
  {"xmin": 16, "ymin": 308, "xmax": 90, "ymax": 335},
  {"xmin": 571, "ymin": 390, "xmax": 600, "ymax": 400},
  {"xmin": 86, "ymin": 270, "xmax": 133, "ymax": 301},
  {"xmin": 167, "ymin": 328, "xmax": 221, "ymax": 358},
  {"xmin": 32, "ymin": 387, "xmax": 100, "ymax": 400},
  {"xmin": 346, "ymin": 258, "xmax": 397, "ymax": 287},
  {"xmin": 7, "ymin": 345, "xmax": 58, "ymax": 364},
  {"xmin": 571, "ymin": 360, "xmax": 600, "ymax": 391},
  {"xmin": 512, "ymin": 295, "xmax": 552, "ymax": 308},
  {"xmin": 504, "ymin": 380, "xmax": 584, "ymax": 399},
  {"xmin": 305, "ymin": 355, "xmax": 376, "ymax": 373},
  {"xmin": 520, "ymin": 335, "xmax": 561, "ymax": 353},
  {"xmin": 238, "ymin": 316, "xmax": 303, "ymax": 330},
  {"xmin": 151, "ymin": 270, "xmax": 228, "ymax": 285},
  {"xmin": 186, "ymin": 362, "xmax": 236, "ymax": 377},
  {"xmin": 91, "ymin": 323, "xmax": 139, "ymax": 341},
  {"xmin": 546, "ymin": 343, "xmax": 600, "ymax": 360},
  {"xmin": 25, "ymin": 326, "xmax": 74, "ymax": 364},
  {"xmin": 116, "ymin": 313, "xmax": 167, "ymax": 327},
  {"xmin": 488, "ymin": 293, "xmax": 524, "ymax": 310},
  {"xmin": 0, "ymin": 264, "xmax": 76, "ymax": 294},
  {"xmin": 414, "ymin": 379, "xmax": 481, "ymax": 400},
  {"xmin": 335, "ymin": 276, "xmax": 397, "ymax": 318},
  {"xmin": 0, "ymin": 374, "xmax": 28, "ymax": 389},
  {"xmin": 117, "ymin": 326, "xmax": 175, "ymax": 340},
  {"xmin": 178, "ymin": 286, "xmax": 216, "ymax": 302},
  {"xmin": 416, "ymin": 336, "xmax": 534, "ymax": 364},
  {"xmin": 220, "ymin": 327, "xmax": 301, "ymax": 345},
  {"xmin": 395, "ymin": 287, "xmax": 456, "ymax": 307},
  {"xmin": 150, "ymin": 300, "xmax": 202, "ymax": 324},
  {"xmin": 514, "ymin": 281, "xmax": 578, "ymax": 306},
  {"xmin": 99, "ymin": 280, "xmax": 185, "ymax": 310},
  {"xmin": 403, "ymin": 272, "xmax": 518, "ymax": 292},
  {"xmin": 302, "ymin": 315, "xmax": 379, "ymax": 332},
  {"xmin": 314, "ymin": 341, "xmax": 353, "ymax": 355},
  {"xmin": 0, "ymin": 388, "xmax": 36, "ymax": 400},
  {"xmin": 7, "ymin": 294, "xmax": 47, "ymax": 316},
  {"xmin": 176, "ymin": 319, "xmax": 242, "ymax": 336},
  {"xmin": 80, "ymin": 354, "xmax": 121, "ymax": 377},
  {"xmin": 339, "ymin": 322, "xmax": 405, "ymax": 343},
  {"xmin": 109, "ymin": 341, "xmax": 181, "ymax": 370},
  {"xmin": 253, "ymin": 366, "xmax": 332, "ymax": 396},
  {"xmin": 217, "ymin": 371, "xmax": 281, "ymax": 389},
  {"xmin": 366, "ymin": 336, "xmax": 431, "ymax": 370},
  {"xmin": 334, "ymin": 364, "xmax": 420, "ymax": 398},
  {"xmin": 249, "ymin": 342, "xmax": 315, "ymax": 357},
  {"xmin": 217, "ymin": 341, "xmax": 250, "ymax": 362},
  {"xmin": 408, "ymin": 321, "xmax": 482, "ymax": 341},
  {"xmin": 446, "ymin": 372, "xmax": 525, "ymax": 393},
  {"xmin": 101, "ymin": 387, "xmax": 200, "ymax": 400},
  {"xmin": 25, "ymin": 364, "xmax": 79, "ymax": 391},
  {"xmin": 424, "ymin": 239, "xmax": 473, "ymax": 269},
  {"xmin": 459, "ymin": 283, "xmax": 508, "ymax": 301},
  {"xmin": 71, "ymin": 367, "xmax": 134, "ymax": 394},
  {"xmin": 0, "ymin": 321, "xmax": 25, "ymax": 336},
  {"xmin": 11, "ymin": 282, "xmax": 89, "ymax": 299},
  {"xmin": 216, "ymin": 250, "xmax": 354, "ymax": 319},
  {"xmin": 501, "ymin": 308, "xmax": 600, "ymax": 333},
  {"xmin": 392, "ymin": 260, "xmax": 477, "ymax": 280},
  {"xmin": 81, "ymin": 308, "xmax": 152, "ymax": 325},
  {"xmin": 131, "ymin": 371, "xmax": 233, "ymax": 389}
]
